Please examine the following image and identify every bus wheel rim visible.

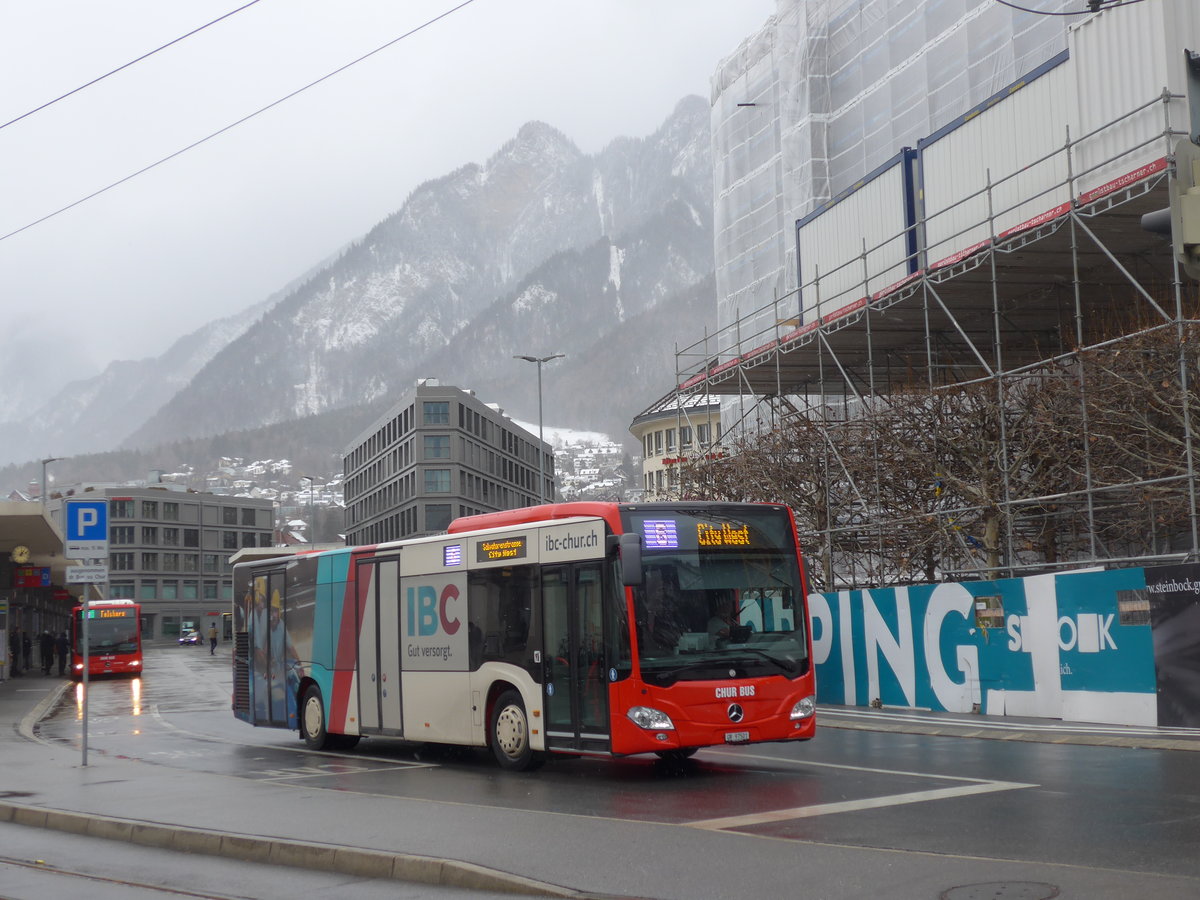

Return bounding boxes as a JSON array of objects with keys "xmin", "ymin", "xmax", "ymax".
[
  {"xmin": 496, "ymin": 705, "xmax": 527, "ymax": 758},
  {"xmin": 304, "ymin": 696, "xmax": 322, "ymax": 736}
]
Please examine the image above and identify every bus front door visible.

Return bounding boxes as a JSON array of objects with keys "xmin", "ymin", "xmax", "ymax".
[{"xmin": 542, "ymin": 563, "xmax": 610, "ymax": 755}]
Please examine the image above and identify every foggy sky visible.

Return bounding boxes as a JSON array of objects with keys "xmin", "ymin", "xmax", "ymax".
[{"xmin": 0, "ymin": 0, "xmax": 774, "ymax": 414}]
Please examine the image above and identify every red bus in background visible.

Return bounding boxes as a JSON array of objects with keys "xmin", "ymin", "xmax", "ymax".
[{"xmin": 71, "ymin": 598, "xmax": 143, "ymax": 678}]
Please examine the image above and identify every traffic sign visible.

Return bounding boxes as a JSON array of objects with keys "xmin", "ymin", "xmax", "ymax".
[
  {"xmin": 67, "ymin": 565, "xmax": 109, "ymax": 584},
  {"xmin": 65, "ymin": 499, "xmax": 109, "ymax": 560}
]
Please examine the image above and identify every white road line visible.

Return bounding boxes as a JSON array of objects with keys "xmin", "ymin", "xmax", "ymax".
[{"xmin": 685, "ymin": 779, "xmax": 1036, "ymax": 830}]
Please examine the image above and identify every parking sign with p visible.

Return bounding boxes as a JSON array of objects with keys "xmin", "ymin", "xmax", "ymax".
[{"xmin": 65, "ymin": 499, "xmax": 108, "ymax": 560}]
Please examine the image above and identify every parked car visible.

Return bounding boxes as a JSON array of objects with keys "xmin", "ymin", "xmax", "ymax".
[{"xmin": 179, "ymin": 630, "xmax": 202, "ymax": 646}]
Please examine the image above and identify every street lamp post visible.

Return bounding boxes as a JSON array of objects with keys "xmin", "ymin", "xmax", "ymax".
[
  {"xmin": 300, "ymin": 475, "xmax": 315, "ymax": 544},
  {"xmin": 40, "ymin": 456, "xmax": 64, "ymax": 507},
  {"xmin": 514, "ymin": 354, "xmax": 564, "ymax": 504}
]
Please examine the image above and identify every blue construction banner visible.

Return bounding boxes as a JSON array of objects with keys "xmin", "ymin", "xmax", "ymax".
[{"xmin": 812, "ymin": 565, "xmax": 1163, "ymax": 726}]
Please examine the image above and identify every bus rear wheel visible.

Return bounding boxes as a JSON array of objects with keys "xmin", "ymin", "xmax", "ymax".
[
  {"xmin": 490, "ymin": 689, "xmax": 543, "ymax": 771},
  {"xmin": 300, "ymin": 685, "xmax": 329, "ymax": 750}
]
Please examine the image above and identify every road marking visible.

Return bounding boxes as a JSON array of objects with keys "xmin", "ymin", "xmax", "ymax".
[
  {"xmin": 685, "ymin": 779, "xmax": 1035, "ymax": 830},
  {"xmin": 254, "ymin": 762, "xmax": 433, "ymax": 781}
]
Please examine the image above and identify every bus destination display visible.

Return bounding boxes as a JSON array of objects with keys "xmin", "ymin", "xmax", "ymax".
[
  {"xmin": 476, "ymin": 536, "xmax": 527, "ymax": 562},
  {"xmin": 641, "ymin": 517, "xmax": 757, "ymax": 550}
]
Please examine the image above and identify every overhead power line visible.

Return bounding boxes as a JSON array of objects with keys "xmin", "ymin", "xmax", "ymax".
[
  {"xmin": 1, "ymin": 0, "xmax": 480, "ymax": 244},
  {"xmin": 1, "ymin": 0, "xmax": 264, "ymax": 131},
  {"xmin": 992, "ymin": 0, "xmax": 1148, "ymax": 15}
]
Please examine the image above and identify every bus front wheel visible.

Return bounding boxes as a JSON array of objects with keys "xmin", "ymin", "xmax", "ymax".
[
  {"xmin": 300, "ymin": 685, "xmax": 329, "ymax": 750},
  {"xmin": 490, "ymin": 689, "xmax": 543, "ymax": 771}
]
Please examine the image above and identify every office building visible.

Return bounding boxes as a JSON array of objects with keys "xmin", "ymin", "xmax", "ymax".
[
  {"xmin": 343, "ymin": 381, "xmax": 553, "ymax": 544},
  {"xmin": 49, "ymin": 485, "xmax": 274, "ymax": 640}
]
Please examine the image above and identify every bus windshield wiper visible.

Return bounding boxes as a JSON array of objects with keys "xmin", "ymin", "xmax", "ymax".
[{"xmin": 720, "ymin": 646, "xmax": 797, "ymax": 673}]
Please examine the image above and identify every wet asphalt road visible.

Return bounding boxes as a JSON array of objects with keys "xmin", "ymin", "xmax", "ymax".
[{"xmin": 24, "ymin": 644, "xmax": 1200, "ymax": 899}]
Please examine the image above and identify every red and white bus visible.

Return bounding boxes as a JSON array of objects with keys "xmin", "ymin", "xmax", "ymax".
[
  {"xmin": 232, "ymin": 502, "xmax": 815, "ymax": 770},
  {"xmin": 71, "ymin": 598, "xmax": 143, "ymax": 678}
]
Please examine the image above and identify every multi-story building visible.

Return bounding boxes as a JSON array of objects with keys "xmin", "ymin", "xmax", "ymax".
[
  {"xmin": 630, "ymin": 393, "xmax": 721, "ymax": 501},
  {"xmin": 49, "ymin": 484, "xmax": 274, "ymax": 640},
  {"xmin": 343, "ymin": 381, "xmax": 553, "ymax": 544}
]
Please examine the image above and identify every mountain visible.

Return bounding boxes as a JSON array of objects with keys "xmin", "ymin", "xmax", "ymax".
[
  {"xmin": 0, "ymin": 96, "xmax": 717, "ymax": 490},
  {"xmin": 0, "ymin": 300, "xmax": 272, "ymax": 467},
  {"xmin": 124, "ymin": 95, "xmax": 714, "ymax": 449}
]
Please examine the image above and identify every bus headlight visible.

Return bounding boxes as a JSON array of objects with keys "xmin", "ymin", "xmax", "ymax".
[
  {"xmin": 790, "ymin": 695, "xmax": 816, "ymax": 720},
  {"xmin": 627, "ymin": 706, "xmax": 675, "ymax": 731}
]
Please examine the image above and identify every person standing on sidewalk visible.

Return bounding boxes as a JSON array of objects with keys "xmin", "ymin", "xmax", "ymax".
[
  {"xmin": 39, "ymin": 630, "xmax": 54, "ymax": 675},
  {"xmin": 7, "ymin": 626, "xmax": 20, "ymax": 677},
  {"xmin": 208, "ymin": 623, "xmax": 218, "ymax": 656},
  {"xmin": 55, "ymin": 631, "xmax": 69, "ymax": 677},
  {"xmin": 21, "ymin": 631, "xmax": 32, "ymax": 672}
]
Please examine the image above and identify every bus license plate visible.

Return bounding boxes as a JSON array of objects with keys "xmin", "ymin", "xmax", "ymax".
[{"xmin": 724, "ymin": 731, "xmax": 750, "ymax": 743}]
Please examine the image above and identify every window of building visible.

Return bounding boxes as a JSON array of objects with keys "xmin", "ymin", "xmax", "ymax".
[
  {"xmin": 654, "ymin": 431, "xmax": 663, "ymax": 454},
  {"xmin": 142, "ymin": 526, "xmax": 158, "ymax": 544},
  {"xmin": 140, "ymin": 581, "xmax": 157, "ymax": 600},
  {"xmin": 182, "ymin": 580, "xmax": 198, "ymax": 600},
  {"xmin": 666, "ymin": 428, "xmax": 676, "ymax": 452},
  {"xmin": 112, "ymin": 500, "xmax": 134, "ymax": 518},
  {"xmin": 111, "ymin": 582, "xmax": 135, "ymax": 599},
  {"xmin": 142, "ymin": 500, "xmax": 158, "ymax": 519},
  {"xmin": 423, "ymin": 401, "xmax": 449, "ymax": 424},
  {"xmin": 161, "ymin": 581, "xmax": 178, "ymax": 600},
  {"xmin": 697, "ymin": 423, "xmax": 710, "ymax": 444},
  {"xmin": 111, "ymin": 552, "xmax": 134, "ymax": 571},
  {"xmin": 426, "ymin": 503, "xmax": 452, "ymax": 532},
  {"xmin": 162, "ymin": 527, "xmax": 180, "ymax": 546},
  {"xmin": 241, "ymin": 532, "xmax": 256, "ymax": 548},
  {"xmin": 142, "ymin": 552, "xmax": 159, "ymax": 571},
  {"xmin": 184, "ymin": 529, "xmax": 200, "ymax": 548},
  {"xmin": 112, "ymin": 526, "xmax": 134, "ymax": 544},
  {"xmin": 241, "ymin": 507, "xmax": 256, "ymax": 526},
  {"xmin": 203, "ymin": 582, "xmax": 219, "ymax": 600},
  {"xmin": 424, "ymin": 434, "xmax": 451, "ymax": 459},
  {"xmin": 163, "ymin": 501, "xmax": 180, "ymax": 520},
  {"xmin": 222, "ymin": 507, "xmax": 237, "ymax": 525},
  {"xmin": 181, "ymin": 555, "xmax": 198, "ymax": 573},
  {"xmin": 259, "ymin": 533, "xmax": 273, "ymax": 548},
  {"xmin": 681, "ymin": 425, "xmax": 692, "ymax": 447},
  {"xmin": 424, "ymin": 469, "xmax": 451, "ymax": 493},
  {"xmin": 222, "ymin": 531, "xmax": 238, "ymax": 550},
  {"xmin": 203, "ymin": 554, "xmax": 219, "ymax": 573},
  {"xmin": 162, "ymin": 553, "xmax": 179, "ymax": 572}
]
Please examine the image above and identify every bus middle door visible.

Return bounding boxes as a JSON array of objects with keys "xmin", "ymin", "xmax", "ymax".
[{"xmin": 542, "ymin": 563, "xmax": 609, "ymax": 755}]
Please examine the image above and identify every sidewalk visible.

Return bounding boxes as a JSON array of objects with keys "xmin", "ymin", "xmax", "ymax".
[
  {"xmin": 818, "ymin": 703, "xmax": 1200, "ymax": 752},
  {"xmin": 1, "ymin": 669, "xmax": 1198, "ymax": 897}
]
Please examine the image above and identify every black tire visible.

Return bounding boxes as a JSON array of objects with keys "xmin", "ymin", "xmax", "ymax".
[
  {"xmin": 655, "ymin": 748, "xmax": 698, "ymax": 761},
  {"xmin": 299, "ymin": 684, "xmax": 330, "ymax": 750},
  {"xmin": 327, "ymin": 734, "xmax": 361, "ymax": 751},
  {"xmin": 490, "ymin": 689, "xmax": 543, "ymax": 771}
]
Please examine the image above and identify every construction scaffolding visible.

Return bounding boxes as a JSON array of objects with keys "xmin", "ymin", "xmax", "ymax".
[{"xmin": 676, "ymin": 84, "xmax": 1200, "ymax": 590}]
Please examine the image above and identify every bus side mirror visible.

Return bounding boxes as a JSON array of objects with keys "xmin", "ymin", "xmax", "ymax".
[{"xmin": 616, "ymin": 533, "xmax": 644, "ymax": 587}]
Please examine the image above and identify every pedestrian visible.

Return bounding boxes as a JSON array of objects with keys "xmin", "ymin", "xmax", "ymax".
[
  {"xmin": 7, "ymin": 626, "xmax": 20, "ymax": 677},
  {"xmin": 39, "ymin": 630, "xmax": 54, "ymax": 675},
  {"xmin": 208, "ymin": 623, "xmax": 218, "ymax": 656},
  {"xmin": 22, "ymin": 631, "xmax": 32, "ymax": 672},
  {"xmin": 55, "ymin": 631, "xmax": 69, "ymax": 677}
]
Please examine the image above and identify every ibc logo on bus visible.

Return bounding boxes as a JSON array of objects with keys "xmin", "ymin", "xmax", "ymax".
[{"xmin": 406, "ymin": 584, "xmax": 462, "ymax": 637}]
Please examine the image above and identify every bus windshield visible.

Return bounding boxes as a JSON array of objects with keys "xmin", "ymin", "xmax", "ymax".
[
  {"xmin": 622, "ymin": 505, "xmax": 807, "ymax": 686},
  {"xmin": 78, "ymin": 611, "xmax": 139, "ymax": 655}
]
